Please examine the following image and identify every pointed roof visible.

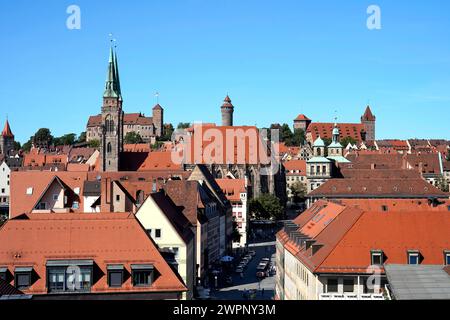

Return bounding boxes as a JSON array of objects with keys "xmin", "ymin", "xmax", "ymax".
[
  {"xmin": 2, "ymin": 119, "xmax": 14, "ymax": 138},
  {"xmin": 152, "ymin": 104, "xmax": 163, "ymax": 110},
  {"xmin": 103, "ymin": 46, "xmax": 120, "ymax": 98},
  {"xmin": 221, "ymin": 95, "xmax": 234, "ymax": 108},
  {"xmin": 294, "ymin": 114, "xmax": 311, "ymax": 121},
  {"xmin": 114, "ymin": 50, "xmax": 122, "ymax": 100},
  {"xmin": 361, "ymin": 106, "xmax": 376, "ymax": 121}
]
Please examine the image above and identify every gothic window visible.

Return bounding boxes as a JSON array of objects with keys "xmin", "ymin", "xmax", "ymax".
[
  {"xmin": 107, "ymin": 142, "xmax": 112, "ymax": 154},
  {"xmin": 317, "ymin": 148, "xmax": 321, "ymax": 156}
]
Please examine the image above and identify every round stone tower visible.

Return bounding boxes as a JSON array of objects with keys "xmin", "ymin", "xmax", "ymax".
[{"xmin": 221, "ymin": 95, "xmax": 234, "ymax": 126}]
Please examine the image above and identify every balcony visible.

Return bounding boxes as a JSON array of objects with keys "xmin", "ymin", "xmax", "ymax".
[{"xmin": 319, "ymin": 293, "xmax": 385, "ymax": 300}]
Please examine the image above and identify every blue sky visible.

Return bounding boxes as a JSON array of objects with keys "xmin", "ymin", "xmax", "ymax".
[{"xmin": 1, "ymin": 0, "xmax": 450, "ymax": 144}]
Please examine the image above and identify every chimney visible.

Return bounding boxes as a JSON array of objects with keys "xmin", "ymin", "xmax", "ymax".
[
  {"xmin": 152, "ymin": 179, "xmax": 157, "ymax": 193},
  {"xmin": 101, "ymin": 177, "xmax": 113, "ymax": 212}
]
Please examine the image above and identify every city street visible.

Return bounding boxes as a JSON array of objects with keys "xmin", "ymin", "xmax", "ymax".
[{"xmin": 211, "ymin": 241, "xmax": 276, "ymax": 300}]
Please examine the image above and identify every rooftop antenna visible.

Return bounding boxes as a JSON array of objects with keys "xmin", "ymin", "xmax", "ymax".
[
  {"xmin": 334, "ymin": 110, "xmax": 338, "ymax": 124},
  {"xmin": 155, "ymin": 91, "xmax": 160, "ymax": 104}
]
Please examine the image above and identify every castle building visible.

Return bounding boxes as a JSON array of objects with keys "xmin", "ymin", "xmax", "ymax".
[
  {"xmin": 295, "ymin": 106, "xmax": 377, "ymax": 144},
  {"xmin": 0, "ymin": 120, "xmax": 15, "ymax": 156},
  {"xmin": 221, "ymin": 95, "xmax": 234, "ymax": 126}
]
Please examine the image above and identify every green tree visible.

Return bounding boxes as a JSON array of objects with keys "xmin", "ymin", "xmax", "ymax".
[
  {"xmin": 22, "ymin": 139, "xmax": 32, "ymax": 152},
  {"xmin": 322, "ymin": 137, "xmax": 332, "ymax": 146},
  {"xmin": 77, "ymin": 131, "xmax": 87, "ymax": 143},
  {"xmin": 437, "ymin": 177, "xmax": 449, "ymax": 192},
  {"xmin": 151, "ymin": 141, "xmax": 164, "ymax": 151},
  {"xmin": 249, "ymin": 194, "xmax": 284, "ymax": 220},
  {"xmin": 54, "ymin": 133, "xmax": 76, "ymax": 146},
  {"xmin": 13, "ymin": 141, "xmax": 21, "ymax": 151},
  {"xmin": 290, "ymin": 129, "xmax": 306, "ymax": 146},
  {"xmin": 124, "ymin": 131, "xmax": 143, "ymax": 144},
  {"xmin": 177, "ymin": 122, "xmax": 191, "ymax": 129},
  {"xmin": 32, "ymin": 128, "xmax": 53, "ymax": 147},
  {"xmin": 231, "ymin": 218, "xmax": 241, "ymax": 243},
  {"xmin": 289, "ymin": 182, "xmax": 307, "ymax": 203},
  {"xmin": 340, "ymin": 136, "xmax": 357, "ymax": 148},
  {"xmin": 88, "ymin": 139, "xmax": 100, "ymax": 148},
  {"xmin": 159, "ymin": 123, "xmax": 174, "ymax": 141}
]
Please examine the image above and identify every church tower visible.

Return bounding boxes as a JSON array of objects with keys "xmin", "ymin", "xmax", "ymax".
[
  {"xmin": 361, "ymin": 106, "xmax": 376, "ymax": 141},
  {"xmin": 0, "ymin": 119, "xmax": 15, "ymax": 156},
  {"xmin": 221, "ymin": 95, "xmax": 234, "ymax": 126},
  {"xmin": 100, "ymin": 46, "xmax": 123, "ymax": 172}
]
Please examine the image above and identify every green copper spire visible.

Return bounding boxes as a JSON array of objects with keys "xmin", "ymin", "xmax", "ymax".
[
  {"xmin": 103, "ymin": 46, "xmax": 119, "ymax": 98},
  {"xmin": 114, "ymin": 49, "xmax": 122, "ymax": 101}
]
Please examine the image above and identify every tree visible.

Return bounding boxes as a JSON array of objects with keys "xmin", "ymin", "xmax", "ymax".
[
  {"xmin": 340, "ymin": 136, "xmax": 357, "ymax": 147},
  {"xmin": 446, "ymin": 150, "xmax": 450, "ymax": 161},
  {"xmin": 53, "ymin": 133, "xmax": 76, "ymax": 146},
  {"xmin": 290, "ymin": 129, "xmax": 306, "ymax": 146},
  {"xmin": 177, "ymin": 122, "xmax": 191, "ymax": 129},
  {"xmin": 437, "ymin": 177, "xmax": 449, "ymax": 192},
  {"xmin": 159, "ymin": 123, "xmax": 174, "ymax": 141},
  {"xmin": 322, "ymin": 137, "xmax": 332, "ymax": 146},
  {"xmin": 88, "ymin": 139, "xmax": 100, "ymax": 148},
  {"xmin": 151, "ymin": 141, "xmax": 164, "ymax": 151},
  {"xmin": 77, "ymin": 131, "xmax": 87, "ymax": 143},
  {"xmin": 289, "ymin": 182, "xmax": 307, "ymax": 203},
  {"xmin": 13, "ymin": 141, "xmax": 21, "ymax": 151},
  {"xmin": 22, "ymin": 139, "xmax": 32, "ymax": 152},
  {"xmin": 124, "ymin": 131, "xmax": 143, "ymax": 144},
  {"xmin": 32, "ymin": 128, "xmax": 53, "ymax": 147},
  {"xmin": 249, "ymin": 194, "xmax": 284, "ymax": 220}
]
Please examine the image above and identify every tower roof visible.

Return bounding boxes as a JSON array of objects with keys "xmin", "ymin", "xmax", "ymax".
[
  {"xmin": 361, "ymin": 106, "xmax": 376, "ymax": 121},
  {"xmin": 294, "ymin": 114, "xmax": 311, "ymax": 121},
  {"xmin": 2, "ymin": 119, "xmax": 14, "ymax": 138},
  {"xmin": 221, "ymin": 95, "xmax": 234, "ymax": 108},
  {"xmin": 152, "ymin": 104, "xmax": 163, "ymax": 110},
  {"xmin": 103, "ymin": 46, "xmax": 120, "ymax": 98},
  {"xmin": 114, "ymin": 50, "xmax": 122, "ymax": 101},
  {"xmin": 313, "ymin": 136, "xmax": 325, "ymax": 147}
]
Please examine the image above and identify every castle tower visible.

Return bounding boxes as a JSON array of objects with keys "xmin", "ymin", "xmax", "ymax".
[
  {"xmin": 361, "ymin": 106, "xmax": 376, "ymax": 141},
  {"xmin": 221, "ymin": 95, "xmax": 234, "ymax": 126},
  {"xmin": 99, "ymin": 46, "xmax": 123, "ymax": 172},
  {"xmin": 0, "ymin": 119, "xmax": 15, "ymax": 156},
  {"xmin": 152, "ymin": 104, "xmax": 164, "ymax": 137}
]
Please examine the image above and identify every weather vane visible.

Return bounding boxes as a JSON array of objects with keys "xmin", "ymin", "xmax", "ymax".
[{"xmin": 155, "ymin": 91, "xmax": 159, "ymax": 104}]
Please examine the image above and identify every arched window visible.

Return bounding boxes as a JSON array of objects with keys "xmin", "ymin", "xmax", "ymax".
[{"xmin": 107, "ymin": 142, "xmax": 112, "ymax": 153}]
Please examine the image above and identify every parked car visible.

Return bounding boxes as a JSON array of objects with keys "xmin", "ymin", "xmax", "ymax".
[
  {"xmin": 235, "ymin": 267, "xmax": 244, "ymax": 273},
  {"xmin": 256, "ymin": 271, "xmax": 266, "ymax": 278},
  {"xmin": 261, "ymin": 257, "xmax": 270, "ymax": 263}
]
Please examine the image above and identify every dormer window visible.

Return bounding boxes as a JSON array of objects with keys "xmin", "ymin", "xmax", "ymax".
[
  {"xmin": 371, "ymin": 250, "xmax": 384, "ymax": 265},
  {"xmin": 407, "ymin": 250, "xmax": 420, "ymax": 265},
  {"xmin": 444, "ymin": 251, "xmax": 450, "ymax": 265}
]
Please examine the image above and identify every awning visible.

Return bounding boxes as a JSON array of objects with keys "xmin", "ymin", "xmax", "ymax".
[
  {"xmin": 46, "ymin": 259, "xmax": 94, "ymax": 267},
  {"xmin": 14, "ymin": 267, "xmax": 33, "ymax": 272},
  {"xmin": 107, "ymin": 264, "xmax": 124, "ymax": 271},
  {"xmin": 131, "ymin": 264, "xmax": 154, "ymax": 270}
]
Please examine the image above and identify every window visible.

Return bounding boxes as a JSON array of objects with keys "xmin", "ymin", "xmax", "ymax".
[
  {"xmin": 37, "ymin": 202, "xmax": 47, "ymax": 210},
  {"xmin": 46, "ymin": 260, "xmax": 93, "ymax": 293},
  {"xmin": 116, "ymin": 195, "xmax": 120, "ymax": 202},
  {"xmin": 381, "ymin": 205, "xmax": 388, "ymax": 212},
  {"xmin": 0, "ymin": 267, "xmax": 7, "ymax": 281},
  {"xmin": 343, "ymin": 278, "xmax": 354, "ymax": 293},
  {"xmin": 14, "ymin": 267, "xmax": 33, "ymax": 290},
  {"xmin": 107, "ymin": 265, "xmax": 124, "ymax": 288},
  {"xmin": 52, "ymin": 194, "xmax": 59, "ymax": 201},
  {"xmin": 146, "ymin": 229, "xmax": 152, "ymax": 237},
  {"xmin": 327, "ymin": 278, "xmax": 338, "ymax": 293},
  {"xmin": 1, "ymin": 188, "xmax": 4, "ymax": 193},
  {"xmin": 72, "ymin": 201, "xmax": 79, "ymax": 209},
  {"xmin": 408, "ymin": 251, "xmax": 420, "ymax": 265},
  {"xmin": 444, "ymin": 251, "xmax": 450, "ymax": 265},
  {"xmin": 155, "ymin": 229, "xmax": 161, "ymax": 238},
  {"xmin": 371, "ymin": 250, "xmax": 384, "ymax": 265},
  {"xmin": 131, "ymin": 264, "xmax": 154, "ymax": 287}
]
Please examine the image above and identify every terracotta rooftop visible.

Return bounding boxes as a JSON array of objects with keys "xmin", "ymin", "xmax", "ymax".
[
  {"xmin": 361, "ymin": 106, "xmax": 376, "ymax": 121},
  {"xmin": 294, "ymin": 114, "xmax": 311, "ymax": 121},
  {"xmin": 1, "ymin": 120, "xmax": 14, "ymax": 138},
  {"xmin": 0, "ymin": 213, "xmax": 186, "ymax": 295},
  {"xmin": 216, "ymin": 178, "xmax": 246, "ymax": 202},
  {"xmin": 307, "ymin": 123, "xmax": 366, "ymax": 143}
]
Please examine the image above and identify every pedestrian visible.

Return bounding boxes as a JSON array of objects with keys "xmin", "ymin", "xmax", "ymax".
[{"xmin": 262, "ymin": 288, "xmax": 265, "ymax": 296}]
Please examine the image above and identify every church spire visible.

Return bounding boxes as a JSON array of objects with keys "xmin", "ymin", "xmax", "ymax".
[
  {"xmin": 114, "ymin": 49, "xmax": 122, "ymax": 101},
  {"xmin": 2, "ymin": 119, "xmax": 14, "ymax": 138},
  {"xmin": 103, "ymin": 46, "xmax": 120, "ymax": 98}
]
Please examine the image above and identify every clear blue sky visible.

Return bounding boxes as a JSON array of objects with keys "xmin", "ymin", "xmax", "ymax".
[{"xmin": 1, "ymin": 0, "xmax": 450, "ymax": 144}]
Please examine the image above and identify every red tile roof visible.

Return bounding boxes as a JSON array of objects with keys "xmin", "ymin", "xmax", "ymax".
[
  {"xmin": 0, "ymin": 213, "xmax": 186, "ymax": 295},
  {"xmin": 283, "ymin": 160, "xmax": 307, "ymax": 176},
  {"xmin": 1, "ymin": 120, "xmax": 14, "ymax": 138},
  {"xmin": 138, "ymin": 151, "xmax": 183, "ymax": 171},
  {"xmin": 216, "ymin": 178, "xmax": 246, "ymax": 202},
  {"xmin": 278, "ymin": 200, "xmax": 450, "ymax": 274},
  {"xmin": 294, "ymin": 114, "xmax": 311, "ymax": 121},
  {"xmin": 361, "ymin": 106, "xmax": 376, "ymax": 121},
  {"xmin": 307, "ymin": 123, "xmax": 366, "ymax": 143}
]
